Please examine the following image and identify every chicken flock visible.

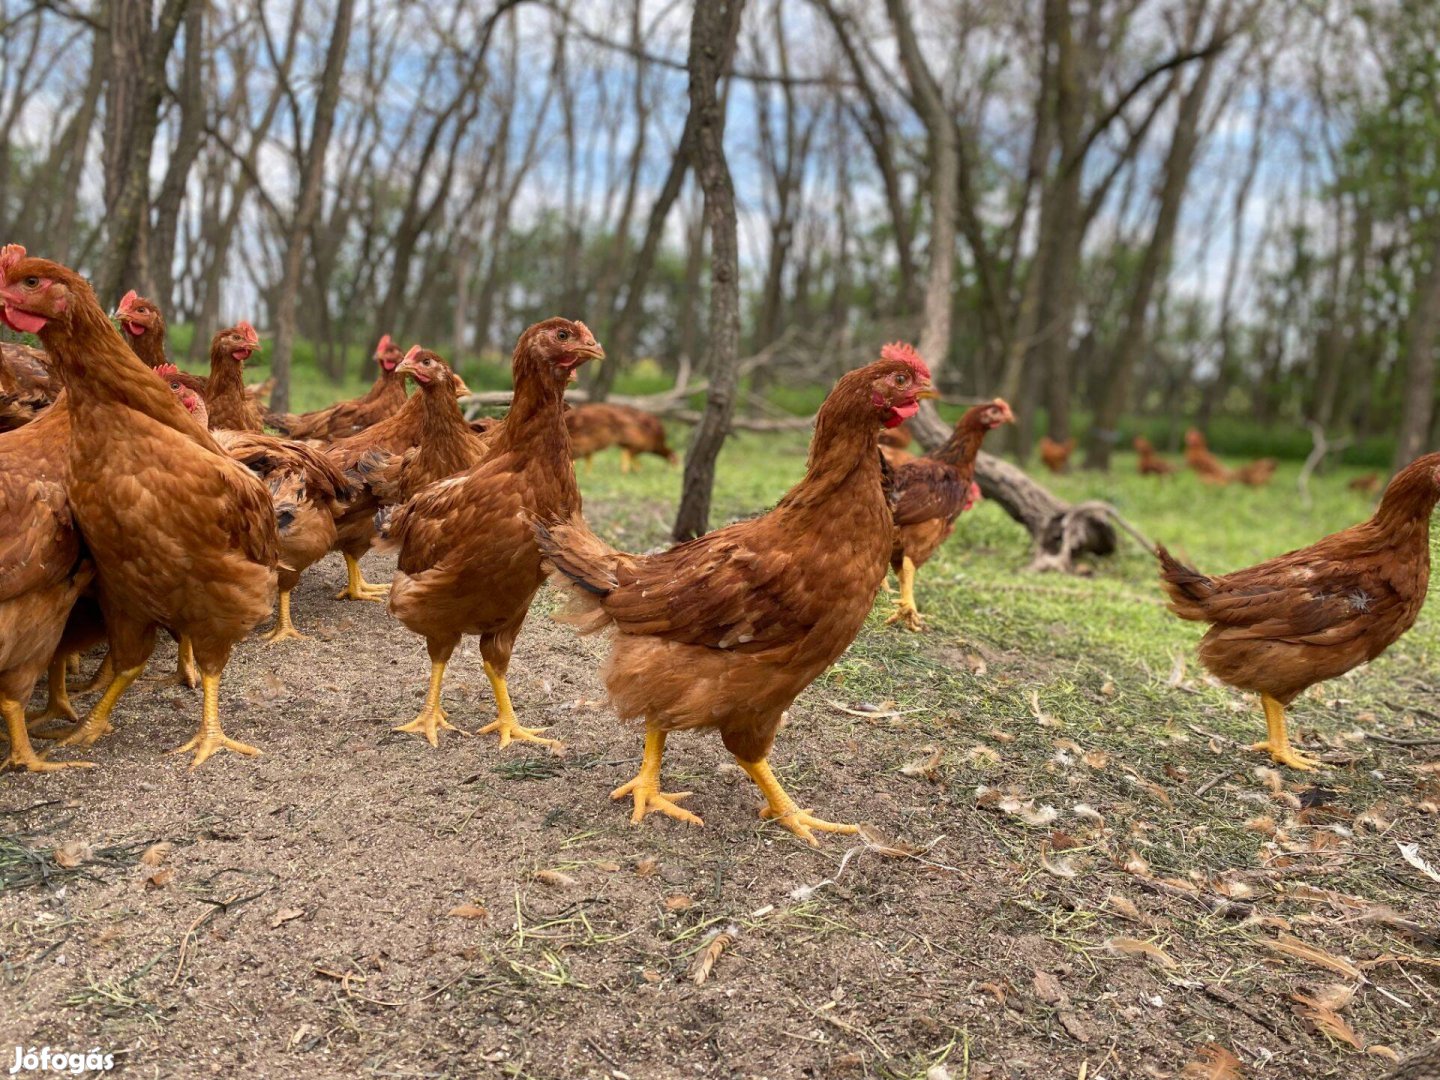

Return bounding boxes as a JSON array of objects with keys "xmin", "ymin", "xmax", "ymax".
[{"xmin": 1, "ymin": 247, "xmax": 1436, "ymax": 843}]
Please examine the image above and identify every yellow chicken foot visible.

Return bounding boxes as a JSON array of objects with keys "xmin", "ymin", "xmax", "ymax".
[
  {"xmin": 335, "ymin": 553, "xmax": 389, "ymax": 602},
  {"xmin": 393, "ymin": 661, "xmax": 468, "ymax": 747},
  {"xmin": 611, "ymin": 729, "xmax": 703, "ymax": 826},
  {"xmin": 1252, "ymin": 693, "xmax": 1321, "ymax": 770},
  {"xmin": 474, "ymin": 660, "xmax": 564, "ymax": 752},
  {"xmin": 146, "ymin": 635, "xmax": 199, "ymax": 688},
  {"xmin": 738, "ymin": 756, "xmax": 858, "ymax": 845},
  {"xmin": 262, "ymin": 591, "xmax": 305, "ymax": 643},
  {"xmin": 620, "ymin": 448, "xmax": 636, "ymax": 473},
  {"xmin": 4, "ymin": 699, "xmax": 92, "ymax": 772},
  {"xmin": 56, "ymin": 665, "xmax": 144, "ymax": 747},
  {"xmin": 884, "ymin": 556, "xmax": 925, "ymax": 632},
  {"xmin": 70, "ymin": 652, "xmax": 113, "ymax": 693},
  {"xmin": 66, "ymin": 653, "xmax": 81, "ymax": 677},
  {"xmin": 26, "ymin": 654, "xmax": 79, "ymax": 729},
  {"xmin": 171, "ymin": 673, "xmax": 260, "ymax": 767}
]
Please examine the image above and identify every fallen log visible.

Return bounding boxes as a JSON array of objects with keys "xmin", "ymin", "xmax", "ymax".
[{"xmin": 973, "ymin": 452, "xmax": 1120, "ymax": 574}]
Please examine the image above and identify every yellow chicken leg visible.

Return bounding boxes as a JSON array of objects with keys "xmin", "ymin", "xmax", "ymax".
[
  {"xmin": 1252, "ymin": 693, "xmax": 1321, "ymax": 770},
  {"xmin": 71, "ymin": 652, "xmax": 113, "ymax": 693},
  {"xmin": 56, "ymin": 664, "xmax": 144, "ymax": 747},
  {"xmin": 146, "ymin": 635, "xmax": 199, "ymax": 688},
  {"xmin": 262, "ymin": 591, "xmax": 304, "ymax": 643},
  {"xmin": 620, "ymin": 448, "xmax": 636, "ymax": 473},
  {"xmin": 611, "ymin": 728, "xmax": 703, "ymax": 826},
  {"xmin": 885, "ymin": 556, "xmax": 924, "ymax": 632},
  {"xmin": 171, "ymin": 673, "xmax": 261, "ymax": 767},
  {"xmin": 393, "ymin": 660, "xmax": 467, "ymax": 747},
  {"xmin": 26, "ymin": 654, "xmax": 79, "ymax": 728},
  {"xmin": 474, "ymin": 660, "xmax": 564, "ymax": 752},
  {"xmin": 4, "ymin": 699, "xmax": 93, "ymax": 772},
  {"xmin": 335, "ymin": 553, "xmax": 389, "ymax": 602},
  {"xmin": 738, "ymin": 757, "xmax": 858, "ymax": 845}
]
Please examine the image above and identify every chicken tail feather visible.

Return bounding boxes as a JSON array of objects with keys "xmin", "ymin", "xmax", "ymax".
[{"xmin": 1155, "ymin": 543, "xmax": 1214, "ymax": 620}]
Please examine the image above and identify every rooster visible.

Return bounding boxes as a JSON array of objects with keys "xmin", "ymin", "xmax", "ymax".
[
  {"xmin": 536, "ymin": 348, "xmax": 934, "ymax": 843},
  {"xmin": 1, "ymin": 247, "xmax": 279, "ymax": 766},
  {"xmin": 1038, "ymin": 435, "xmax": 1075, "ymax": 474},
  {"xmin": 1158, "ymin": 452, "xmax": 1440, "ymax": 769},
  {"xmin": 887, "ymin": 396, "xmax": 1014, "ymax": 631},
  {"xmin": 378, "ymin": 319, "xmax": 603, "ymax": 749}
]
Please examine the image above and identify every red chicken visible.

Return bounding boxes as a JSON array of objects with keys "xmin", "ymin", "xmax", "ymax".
[
  {"xmin": 1157, "ymin": 452, "xmax": 1440, "ymax": 769},
  {"xmin": 379, "ymin": 319, "xmax": 603, "ymax": 748},
  {"xmin": 1038, "ymin": 435, "xmax": 1075, "ymax": 473},
  {"xmin": 1, "ymin": 341, "xmax": 60, "ymax": 430},
  {"xmin": 371, "ymin": 348, "xmax": 491, "ymax": 504},
  {"xmin": 0, "ymin": 392, "xmax": 94, "ymax": 771},
  {"xmin": 1233, "ymin": 457, "xmax": 1278, "ymax": 487},
  {"xmin": 886, "ymin": 398, "xmax": 1014, "ymax": 631},
  {"xmin": 202, "ymin": 321, "xmax": 264, "ymax": 431},
  {"xmin": 565, "ymin": 403, "xmax": 676, "ymax": 472},
  {"xmin": 1, "ymin": 247, "xmax": 279, "ymax": 766},
  {"xmin": 1184, "ymin": 428, "xmax": 1232, "ymax": 485},
  {"xmin": 1349, "ymin": 473, "xmax": 1383, "ymax": 496},
  {"xmin": 268, "ymin": 335, "xmax": 408, "ymax": 441},
  {"xmin": 1134, "ymin": 436, "xmax": 1176, "ymax": 476},
  {"xmin": 535, "ymin": 348, "xmax": 934, "ymax": 843}
]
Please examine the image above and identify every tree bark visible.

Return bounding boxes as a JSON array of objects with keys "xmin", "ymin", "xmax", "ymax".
[
  {"xmin": 268, "ymin": 0, "xmax": 354, "ymax": 415},
  {"xmin": 1394, "ymin": 224, "xmax": 1440, "ymax": 470},
  {"xmin": 671, "ymin": 0, "xmax": 747, "ymax": 543}
]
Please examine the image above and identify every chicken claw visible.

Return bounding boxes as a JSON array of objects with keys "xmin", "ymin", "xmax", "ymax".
[
  {"xmin": 262, "ymin": 592, "xmax": 305, "ymax": 644},
  {"xmin": 885, "ymin": 603, "xmax": 925, "ymax": 633},
  {"xmin": 3, "ymin": 701, "xmax": 93, "ymax": 772},
  {"xmin": 56, "ymin": 665, "xmax": 143, "ymax": 747},
  {"xmin": 1252, "ymin": 739, "xmax": 1321, "ymax": 771},
  {"xmin": 146, "ymin": 636, "xmax": 199, "ymax": 688},
  {"xmin": 738, "ymin": 757, "xmax": 858, "ymax": 846},
  {"xmin": 171, "ymin": 674, "xmax": 261, "ymax": 767},
  {"xmin": 393, "ymin": 661, "xmax": 467, "ymax": 747},
  {"xmin": 336, "ymin": 554, "xmax": 389, "ymax": 602},
  {"xmin": 611, "ymin": 730, "xmax": 704, "ymax": 826},
  {"xmin": 26, "ymin": 656, "xmax": 79, "ymax": 728},
  {"xmin": 478, "ymin": 661, "xmax": 564, "ymax": 753}
]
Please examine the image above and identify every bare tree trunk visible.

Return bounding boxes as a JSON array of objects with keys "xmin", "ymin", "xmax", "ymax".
[
  {"xmin": 1394, "ymin": 224, "xmax": 1440, "ymax": 470},
  {"xmin": 151, "ymin": 0, "xmax": 206, "ymax": 311},
  {"xmin": 269, "ymin": 0, "xmax": 354, "ymax": 415},
  {"xmin": 672, "ymin": 0, "xmax": 747, "ymax": 543}
]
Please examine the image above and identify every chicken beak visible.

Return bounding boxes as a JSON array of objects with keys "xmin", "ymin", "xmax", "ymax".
[{"xmin": 916, "ymin": 386, "xmax": 939, "ymax": 401}]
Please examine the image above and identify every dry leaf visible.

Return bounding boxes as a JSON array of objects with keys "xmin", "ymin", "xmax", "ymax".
[
  {"xmin": 447, "ymin": 904, "xmax": 488, "ymax": 920},
  {"xmin": 964, "ymin": 745, "xmax": 1001, "ymax": 767},
  {"xmin": 1032, "ymin": 969, "xmax": 1068, "ymax": 1006},
  {"xmin": 635, "ymin": 856, "xmax": 658, "ymax": 877},
  {"xmin": 690, "ymin": 925, "xmax": 737, "ymax": 985},
  {"xmin": 1309, "ymin": 983, "xmax": 1355, "ymax": 1011},
  {"xmin": 1244, "ymin": 816, "xmax": 1277, "ymax": 836},
  {"xmin": 857, "ymin": 825, "xmax": 928, "ymax": 857},
  {"xmin": 1100, "ymin": 678, "xmax": 1116, "ymax": 697},
  {"xmin": 900, "ymin": 746, "xmax": 943, "ymax": 781},
  {"xmin": 1263, "ymin": 933, "xmax": 1361, "ymax": 979},
  {"xmin": 595, "ymin": 861, "xmax": 621, "ymax": 872},
  {"xmin": 1057, "ymin": 1010, "xmax": 1091, "ymax": 1043},
  {"xmin": 1105, "ymin": 894, "xmax": 1143, "ymax": 922},
  {"xmin": 139, "ymin": 842, "xmax": 173, "ymax": 867},
  {"xmin": 1123, "ymin": 851, "xmax": 1154, "ymax": 878},
  {"xmin": 1396, "ymin": 842, "xmax": 1440, "ymax": 884},
  {"xmin": 1029, "ymin": 691, "xmax": 1060, "ymax": 727},
  {"xmin": 144, "ymin": 868, "xmax": 174, "ymax": 889},
  {"xmin": 1291, "ymin": 994, "xmax": 1362, "ymax": 1049},
  {"xmin": 1253, "ymin": 767, "xmax": 1284, "ymax": 795},
  {"xmin": 1106, "ymin": 936, "xmax": 1178, "ymax": 970},
  {"xmin": 1082, "ymin": 749, "xmax": 1111, "ymax": 770},
  {"xmin": 534, "ymin": 869, "xmax": 576, "ymax": 888},
  {"xmin": 52, "ymin": 841, "xmax": 91, "ymax": 869},
  {"xmin": 664, "ymin": 895, "xmax": 693, "ymax": 911},
  {"xmin": 1367, "ymin": 1046, "xmax": 1401, "ymax": 1063},
  {"xmin": 270, "ymin": 907, "xmax": 304, "ymax": 929},
  {"xmin": 1179, "ymin": 1044, "xmax": 1242, "ymax": 1079}
]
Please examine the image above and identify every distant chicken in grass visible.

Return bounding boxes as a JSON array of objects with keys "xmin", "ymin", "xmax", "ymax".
[
  {"xmin": 886, "ymin": 395, "xmax": 1014, "ymax": 631},
  {"xmin": 1157, "ymin": 452, "xmax": 1440, "ymax": 769},
  {"xmin": 1184, "ymin": 428, "xmax": 1232, "ymax": 485},
  {"xmin": 1349, "ymin": 473, "xmax": 1383, "ymax": 496},
  {"xmin": 267, "ymin": 334, "xmax": 408, "ymax": 441},
  {"xmin": 1134, "ymin": 436, "xmax": 1176, "ymax": 476},
  {"xmin": 379, "ymin": 319, "xmax": 603, "ymax": 749},
  {"xmin": 1233, "ymin": 457, "xmax": 1278, "ymax": 487},
  {"xmin": 565, "ymin": 402, "xmax": 676, "ymax": 472},
  {"xmin": 1038, "ymin": 435, "xmax": 1075, "ymax": 474},
  {"xmin": 2, "ymin": 247, "xmax": 279, "ymax": 766},
  {"xmin": 536, "ymin": 348, "xmax": 934, "ymax": 843}
]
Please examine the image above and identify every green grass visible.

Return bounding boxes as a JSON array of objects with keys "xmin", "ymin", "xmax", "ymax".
[{"xmin": 574, "ymin": 432, "xmax": 1439, "ymax": 725}]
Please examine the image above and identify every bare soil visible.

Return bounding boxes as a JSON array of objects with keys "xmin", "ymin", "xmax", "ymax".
[{"xmin": 3, "ymin": 543, "xmax": 1438, "ymax": 1080}]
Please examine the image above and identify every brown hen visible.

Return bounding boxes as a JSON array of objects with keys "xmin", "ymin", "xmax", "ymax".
[
  {"xmin": 1158, "ymin": 452, "xmax": 1439, "ymax": 769},
  {"xmin": 378, "ymin": 319, "xmax": 602, "ymax": 749},
  {"xmin": 267, "ymin": 335, "xmax": 408, "ymax": 441},
  {"xmin": 535, "ymin": 348, "xmax": 934, "ymax": 843},
  {"xmin": 1, "ymin": 247, "xmax": 279, "ymax": 766}
]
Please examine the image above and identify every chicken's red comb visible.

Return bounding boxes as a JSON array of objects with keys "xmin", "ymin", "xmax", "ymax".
[
  {"xmin": 375, "ymin": 333, "xmax": 395, "ymax": 354},
  {"xmin": 402, "ymin": 344, "xmax": 423, "ymax": 365},
  {"xmin": 236, "ymin": 320, "xmax": 258, "ymax": 344},
  {"xmin": 155, "ymin": 363, "xmax": 179, "ymax": 378},
  {"xmin": 880, "ymin": 341, "xmax": 931, "ymax": 382},
  {"xmin": 0, "ymin": 244, "xmax": 26, "ymax": 276}
]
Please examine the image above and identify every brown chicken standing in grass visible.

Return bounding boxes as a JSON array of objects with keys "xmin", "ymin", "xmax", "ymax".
[
  {"xmin": 535, "ymin": 349, "xmax": 934, "ymax": 843},
  {"xmin": 1038, "ymin": 435, "xmax": 1075, "ymax": 473},
  {"xmin": 377, "ymin": 318, "xmax": 603, "ymax": 749},
  {"xmin": 1134, "ymin": 435, "xmax": 1176, "ymax": 476},
  {"xmin": 0, "ymin": 246, "xmax": 279, "ymax": 766},
  {"xmin": 0, "ymin": 390, "xmax": 94, "ymax": 771},
  {"xmin": 1184, "ymin": 428, "xmax": 1232, "ymax": 484},
  {"xmin": 886, "ymin": 395, "xmax": 1014, "ymax": 631},
  {"xmin": 1157, "ymin": 452, "xmax": 1440, "ymax": 769},
  {"xmin": 267, "ymin": 334, "xmax": 408, "ymax": 441}
]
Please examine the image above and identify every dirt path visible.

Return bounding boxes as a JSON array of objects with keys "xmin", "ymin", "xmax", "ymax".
[{"xmin": 2, "ymin": 548, "xmax": 1436, "ymax": 1079}]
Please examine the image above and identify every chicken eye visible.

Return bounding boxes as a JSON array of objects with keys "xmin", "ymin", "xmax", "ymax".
[
  {"xmin": 556, "ymin": 329, "xmax": 570, "ymax": 341},
  {"xmin": 22, "ymin": 276, "xmax": 38, "ymax": 288}
]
